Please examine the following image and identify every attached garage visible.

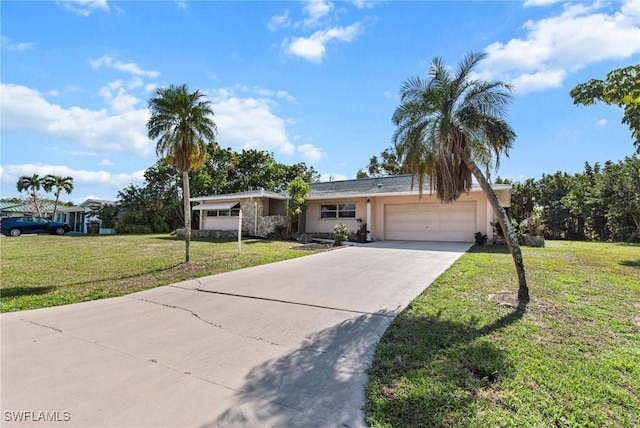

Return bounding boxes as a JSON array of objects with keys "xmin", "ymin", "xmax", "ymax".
[
  {"xmin": 385, "ymin": 201, "xmax": 477, "ymax": 242},
  {"xmin": 302, "ymin": 175, "xmax": 511, "ymax": 243}
]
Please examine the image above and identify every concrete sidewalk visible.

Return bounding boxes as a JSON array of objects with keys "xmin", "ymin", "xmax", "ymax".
[{"xmin": 1, "ymin": 241, "xmax": 470, "ymax": 427}]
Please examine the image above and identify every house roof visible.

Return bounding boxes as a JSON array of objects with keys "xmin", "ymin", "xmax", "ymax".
[
  {"xmin": 306, "ymin": 174, "xmax": 511, "ymax": 200},
  {"xmin": 58, "ymin": 199, "xmax": 116, "ymax": 213},
  {"xmin": 193, "ymin": 201, "xmax": 240, "ymax": 211},
  {"xmin": 191, "ymin": 189, "xmax": 288, "ymax": 202}
]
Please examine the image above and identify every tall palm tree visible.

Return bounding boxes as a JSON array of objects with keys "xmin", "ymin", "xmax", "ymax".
[
  {"xmin": 147, "ymin": 84, "xmax": 217, "ymax": 262},
  {"xmin": 392, "ymin": 52, "xmax": 529, "ymax": 303},
  {"xmin": 43, "ymin": 175, "xmax": 74, "ymax": 219},
  {"xmin": 16, "ymin": 174, "xmax": 43, "ymax": 217}
]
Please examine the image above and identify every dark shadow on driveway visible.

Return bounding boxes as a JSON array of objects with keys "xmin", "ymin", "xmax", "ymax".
[{"xmin": 203, "ymin": 312, "xmax": 393, "ymax": 428}]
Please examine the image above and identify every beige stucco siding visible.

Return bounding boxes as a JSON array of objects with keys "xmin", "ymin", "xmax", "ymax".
[
  {"xmin": 304, "ymin": 188, "xmax": 508, "ymax": 242},
  {"xmin": 304, "ymin": 198, "xmax": 369, "ymax": 235}
]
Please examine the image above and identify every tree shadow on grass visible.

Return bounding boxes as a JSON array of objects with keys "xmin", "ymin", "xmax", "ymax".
[
  {"xmin": 468, "ymin": 244, "xmax": 511, "ymax": 254},
  {"xmin": 1, "ymin": 286, "xmax": 55, "ymax": 298},
  {"xmin": 203, "ymin": 312, "xmax": 394, "ymax": 428},
  {"xmin": 620, "ymin": 259, "xmax": 640, "ymax": 268},
  {"xmin": 365, "ymin": 306, "xmax": 527, "ymax": 427}
]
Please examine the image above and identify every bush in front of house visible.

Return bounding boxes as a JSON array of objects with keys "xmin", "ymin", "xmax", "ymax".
[{"xmin": 334, "ymin": 222, "xmax": 349, "ymax": 246}]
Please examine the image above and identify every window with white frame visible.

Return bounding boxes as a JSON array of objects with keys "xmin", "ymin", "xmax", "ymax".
[
  {"xmin": 320, "ymin": 203, "xmax": 356, "ymax": 219},
  {"xmin": 206, "ymin": 204, "xmax": 240, "ymax": 217}
]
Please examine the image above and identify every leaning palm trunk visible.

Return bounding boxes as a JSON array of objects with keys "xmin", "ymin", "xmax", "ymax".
[
  {"xmin": 182, "ymin": 170, "xmax": 191, "ymax": 263},
  {"xmin": 460, "ymin": 152, "xmax": 530, "ymax": 302}
]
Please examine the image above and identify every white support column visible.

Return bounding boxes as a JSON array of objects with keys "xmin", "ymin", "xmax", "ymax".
[
  {"xmin": 366, "ymin": 199, "xmax": 372, "ymax": 241},
  {"xmin": 487, "ymin": 201, "xmax": 494, "ymax": 241}
]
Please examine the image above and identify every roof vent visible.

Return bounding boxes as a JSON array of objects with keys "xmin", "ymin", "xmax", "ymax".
[{"xmin": 377, "ymin": 183, "xmax": 383, "ymax": 188}]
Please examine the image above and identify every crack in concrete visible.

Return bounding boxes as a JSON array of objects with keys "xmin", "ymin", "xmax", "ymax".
[
  {"xmin": 168, "ymin": 284, "xmax": 398, "ymax": 318},
  {"xmin": 132, "ymin": 297, "xmax": 286, "ymax": 348},
  {"xmin": 20, "ymin": 318, "xmax": 63, "ymax": 332}
]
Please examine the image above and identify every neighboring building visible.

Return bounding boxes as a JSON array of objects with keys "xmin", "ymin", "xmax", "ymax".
[
  {"xmin": 1, "ymin": 201, "xmax": 58, "ymax": 218},
  {"xmin": 191, "ymin": 190, "xmax": 288, "ymax": 238},
  {"xmin": 191, "ymin": 175, "xmax": 512, "ymax": 243},
  {"xmin": 54, "ymin": 199, "xmax": 116, "ymax": 234},
  {"xmin": 301, "ymin": 175, "xmax": 511, "ymax": 243}
]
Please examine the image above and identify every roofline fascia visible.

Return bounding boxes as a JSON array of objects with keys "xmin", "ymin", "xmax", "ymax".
[{"xmin": 306, "ymin": 184, "xmax": 511, "ymax": 200}]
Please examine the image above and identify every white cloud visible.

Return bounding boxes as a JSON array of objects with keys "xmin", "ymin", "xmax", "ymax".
[
  {"xmin": 268, "ymin": 10, "xmax": 291, "ymax": 31},
  {"xmin": 176, "ymin": 0, "xmax": 187, "ymax": 10},
  {"xmin": 0, "ymin": 164, "xmax": 144, "ymax": 188},
  {"xmin": 523, "ymin": 0, "xmax": 564, "ymax": 6},
  {"xmin": 0, "ymin": 83, "xmax": 153, "ymax": 156},
  {"xmin": 99, "ymin": 159, "xmax": 115, "ymax": 166},
  {"xmin": 300, "ymin": 0, "xmax": 334, "ymax": 28},
  {"xmin": 349, "ymin": 0, "xmax": 376, "ymax": 9},
  {"xmin": 298, "ymin": 144, "xmax": 324, "ymax": 162},
  {"xmin": 1, "ymin": 36, "xmax": 35, "ymax": 51},
  {"xmin": 479, "ymin": 0, "xmax": 640, "ymax": 93},
  {"xmin": 58, "ymin": 0, "xmax": 110, "ymax": 16},
  {"xmin": 90, "ymin": 55, "xmax": 160, "ymax": 78},
  {"xmin": 283, "ymin": 22, "xmax": 364, "ymax": 63},
  {"xmin": 595, "ymin": 118, "xmax": 608, "ymax": 127},
  {"xmin": 210, "ymin": 95, "xmax": 294, "ymax": 155}
]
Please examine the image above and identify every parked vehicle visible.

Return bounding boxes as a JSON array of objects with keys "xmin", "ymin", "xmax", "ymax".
[{"xmin": 0, "ymin": 216, "xmax": 71, "ymax": 236}]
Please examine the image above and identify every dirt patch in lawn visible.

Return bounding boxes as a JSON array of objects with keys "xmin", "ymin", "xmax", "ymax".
[{"xmin": 489, "ymin": 290, "xmax": 558, "ymax": 315}]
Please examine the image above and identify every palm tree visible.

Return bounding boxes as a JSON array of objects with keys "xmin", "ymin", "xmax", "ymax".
[
  {"xmin": 392, "ymin": 52, "xmax": 529, "ymax": 303},
  {"xmin": 43, "ymin": 175, "xmax": 74, "ymax": 219},
  {"xmin": 147, "ymin": 84, "xmax": 217, "ymax": 262},
  {"xmin": 16, "ymin": 174, "xmax": 43, "ymax": 217}
]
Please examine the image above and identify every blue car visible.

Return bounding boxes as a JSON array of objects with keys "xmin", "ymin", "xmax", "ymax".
[{"xmin": 0, "ymin": 216, "xmax": 71, "ymax": 236}]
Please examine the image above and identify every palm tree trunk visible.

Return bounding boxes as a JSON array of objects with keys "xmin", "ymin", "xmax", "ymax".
[
  {"xmin": 182, "ymin": 170, "xmax": 191, "ymax": 263},
  {"xmin": 461, "ymin": 154, "xmax": 530, "ymax": 303},
  {"xmin": 53, "ymin": 191, "xmax": 61, "ymax": 220},
  {"xmin": 32, "ymin": 192, "xmax": 42, "ymax": 217}
]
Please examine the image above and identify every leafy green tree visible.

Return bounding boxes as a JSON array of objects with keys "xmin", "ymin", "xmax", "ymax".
[
  {"xmin": 570, "ymin": 64, "xmax": 640, "ymax": 153},
  {"xmin": 16, "ymin": 174, "xmax": 43, "ymax": 217},
  {"xmin": 43, "ymin": 175, "xmax": 74, "ymax": 219},
  {"xmin": 599, "ymin": 157, "xmax": 640, "ymax": 241},
  {"xmin": 147, "ymin": 84, "xmax": 217, "ymax": 262},
  {"xmin": 287, "ymin": 176, "xmax": 310, "ymax": 235},
  {"xmin": 392, "ymin": 52, "xmax": 529, "ymax": 303},
  {"xmin": 537, "ymin": 172, "xmax": 571, "ymax": 239},
  {"xmin": 358, "ymin": 147, "xmax": 406, "ymax": 178}
]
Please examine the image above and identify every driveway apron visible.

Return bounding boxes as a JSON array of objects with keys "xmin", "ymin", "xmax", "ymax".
[{"xmin": 1, "ymin": 241, "xmax": 470, "ymax": 427}]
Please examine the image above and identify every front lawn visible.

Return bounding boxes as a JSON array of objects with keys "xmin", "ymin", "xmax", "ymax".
[
  {"xmin": 0, "ymin": 234, "xmax": 317, "ymax": 312},
  {"xmin": 366, "ymin": 241, "xmax": 640, "ymax": 427}
]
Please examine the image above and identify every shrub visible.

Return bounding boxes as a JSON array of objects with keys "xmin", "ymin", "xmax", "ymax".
[
  {"xmin": 334, "ymin": 222, "xmax": 349, "ymax": 246},
  {"xmin": 355, "ymin": 218, "xmax": 369, "ymax": 243},
  {"xmin": 474, "ymin": 232, "xmax": 488, "ymax": 246}
]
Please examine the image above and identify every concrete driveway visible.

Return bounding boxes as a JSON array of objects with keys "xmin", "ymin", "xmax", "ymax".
[{"xmin": 1, "ymin": 241, "xmax": 470, "ymax": 427}]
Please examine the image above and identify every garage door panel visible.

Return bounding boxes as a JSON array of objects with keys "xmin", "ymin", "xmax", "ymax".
[{"xmin": 384, "ymin": 201, "xmax": 476, "ymax": 242}]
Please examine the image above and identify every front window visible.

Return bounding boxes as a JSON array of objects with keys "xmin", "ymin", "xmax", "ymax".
[
  {"xmin": 320, "ymin": 203, "xmax": 356, "ymax": 219},
  {"xmin": 206, "ymin": 204, "xmax": 240, "ymax": 217}
]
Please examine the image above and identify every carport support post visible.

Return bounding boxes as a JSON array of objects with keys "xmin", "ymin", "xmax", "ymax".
[{"xmin": 237, "ymin": 210, "xmax": 242, "ymax": 255}]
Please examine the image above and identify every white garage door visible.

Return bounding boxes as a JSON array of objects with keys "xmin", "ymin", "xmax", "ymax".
[{"xmin": 385, "ymin": 201, "xmax": 477, "ymax": 242}]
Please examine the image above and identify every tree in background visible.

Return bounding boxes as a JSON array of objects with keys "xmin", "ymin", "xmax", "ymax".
[
  {"xmin": 43, "ymin": 175, "xmax": 74, "ymax": 219},
  {"xmin": 570, "ymin": 64, "xmax": 640, "ymax": 153},
  {"xmin": 147, "ymin": 84, "xmax": 217, "ymax": 263},
  {"xmin": 287, "ymin": 176, "xmax": 310, "ymax": 236},
  {"xmin": 357, "ymin": 147, "xmax": 406, "ymax": 178},
  {"xmin": 392, "ymin": 52, "xmax": 529, "ymax": 303},
  {"xmin": 16, "ymin": 174, "xmax": 44, "ymax": 217}
]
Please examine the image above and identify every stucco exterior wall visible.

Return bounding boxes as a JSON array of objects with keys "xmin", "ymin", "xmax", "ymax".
[{"xmin": 304, "ymin": 189, "xmax": 507, "ymax": 242}]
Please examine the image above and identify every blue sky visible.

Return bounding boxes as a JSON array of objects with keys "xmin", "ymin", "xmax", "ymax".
[{"xmin": 1, "ymin": 0, "xmax": 639, "ymax": 204}]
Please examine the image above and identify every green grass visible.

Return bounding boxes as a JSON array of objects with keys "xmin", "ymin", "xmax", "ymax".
[
  {"xmin": 366, "ymin": 241, "xmax": 640, "ymax": 427},
  {"xmin": 0, "ymin": 234, "xmax": 318, "ymax": 312}
]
